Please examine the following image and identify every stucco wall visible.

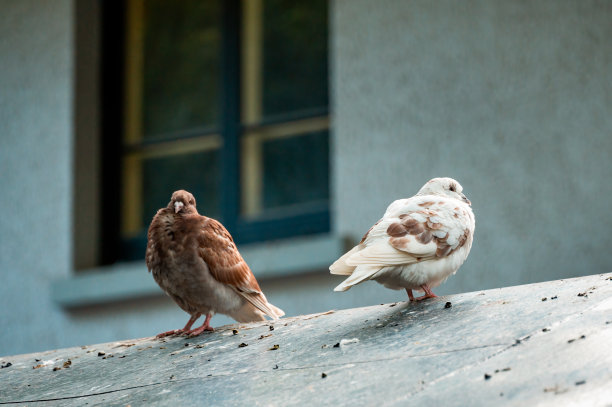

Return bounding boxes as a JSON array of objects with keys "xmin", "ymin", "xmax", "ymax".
[
  {"xmin": 0, "ymin": 1, "xmax": 74, "ymax": 354},
  {"xmin": 331, "ymin": 0, "xmax": 612, "ymax": 294}
]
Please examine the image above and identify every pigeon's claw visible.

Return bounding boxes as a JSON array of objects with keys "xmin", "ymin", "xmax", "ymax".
[
  {"xmin": 186, "ymin": 314, "xmax": 214, "ymax": 337},
  {"xmin": 156, "ymin": 329, "xmax": 183, "ymax": 338},
  {"xmin": 414, "ymin": 284, "xmax": 437, "ymax": 301},
  {"xmin": 406, "ymin": 288, "xmax": 416, "ymax": 302}
]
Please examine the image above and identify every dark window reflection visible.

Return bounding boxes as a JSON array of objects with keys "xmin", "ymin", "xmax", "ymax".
[
  {"xmin": 262, "ymin": 0, "xmax": 328, "ymax": 119},
  {"xmin": 143, "ymin": 0, "xmax": 220, "ymax": 137},
  {"xmin": 262, "ymin": 130, "xmax": 329, "ymax": 211},
  {"xmin": 142, "ymin": 150, "xmax": 220, "ymax": 227}
]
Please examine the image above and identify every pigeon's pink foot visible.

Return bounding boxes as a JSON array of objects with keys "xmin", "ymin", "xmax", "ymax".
[
  {"xmin": 415, "ymin": 284, "xmax": 437, "ymax": 301},
  {"xmin": 186, "ymin": 313, "xmax": 214, "ymax": 337},
  {"xmin": 406, "ymin": 288, "xmax": 415, "ymax": 302},
  {"xmin": 156, "ymin": 313, "xmax": 202, "ymax": 338},
  {"xmin": 156, "ymin": 329, "xmax": 184, "ymax": 338}
]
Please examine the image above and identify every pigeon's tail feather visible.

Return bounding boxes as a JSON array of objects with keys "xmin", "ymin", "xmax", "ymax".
[
  {"xmin": 333, "ymin": 265, "xmax": 381, "ymax": 292},
  {"xmin": 231, "ymin": 303, "xmax": 268, "ymax": 323},
  {"xmin": 330, "ymin": 245, "xmax": 362, "ymax": 275},
  {"xmin": 266, "ymin": 303, "xmax": 285, "ymax": 319},
  {"xmin": 237, "ymin": 291, "xmax": 285, "ymax": 320}
]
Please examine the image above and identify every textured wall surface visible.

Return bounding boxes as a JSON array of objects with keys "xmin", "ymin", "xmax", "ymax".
[
  {"xmin": 0, "ymin": 1, "xmax": 74, "ymax": 354},
  {"xmin": 331, "ymin": 0, "xmax": 612, "ymax": 295}
]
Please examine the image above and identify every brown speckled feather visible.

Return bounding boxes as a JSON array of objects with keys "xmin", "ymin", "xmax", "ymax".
[{"xmin": 196, "ymin": 217, "xmax": 283, "ymax": 317}]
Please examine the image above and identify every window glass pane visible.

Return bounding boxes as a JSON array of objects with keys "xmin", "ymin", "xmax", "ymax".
[
  {"xmin": 262, "ymin": 130, "xmax": 329, "ymax": 210},
  {"xmin": 261, "ymin": 0, "xmax": 328, "ymax": 119},
  {"xmin": 241, "ymin": 129, "xmax": 329, "ymax": 217},
  {"xmin": 142, "ymin": 150, "xmax": 220, "ymax": 227},
  {"xmin": 142, "ymin": 0, "xmax": 220, "ymax": 137}
]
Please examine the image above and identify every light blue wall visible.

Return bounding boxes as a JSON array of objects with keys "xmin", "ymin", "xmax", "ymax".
[
  {"xmin": 332, "ymin": 0, "xmax": 612, "ymax": 294},
  {"xmin": 0, "ymin": 1, "xmax": 74, "ymax": 354}
]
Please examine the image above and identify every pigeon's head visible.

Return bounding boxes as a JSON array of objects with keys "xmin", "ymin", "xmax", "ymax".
[
  {"xmin": 169, "ymin": 190, "xmax": 198, "ymax": 214},
  {"xmin": 418, "ymin": 177, "xmax": 471, "ymax": 206}
]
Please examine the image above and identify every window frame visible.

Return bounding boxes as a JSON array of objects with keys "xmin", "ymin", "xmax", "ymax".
[{"xmin": 100, "ymin": 0, "xmax": 330, "ymax": 264}]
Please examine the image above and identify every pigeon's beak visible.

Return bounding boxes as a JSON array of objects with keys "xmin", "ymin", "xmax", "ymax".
[
  {"xmin": 174, "ymin": 201, "xmax": 184, "ymax": 213},
  {"xmin": 461, "ymin": 194, "xmax": 471, "ymax": 206}
]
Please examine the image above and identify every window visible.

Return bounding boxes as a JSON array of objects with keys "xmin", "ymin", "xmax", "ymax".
[{"xmin": 100, "ymin": 0, "xmax": 329, "ymax": 263}]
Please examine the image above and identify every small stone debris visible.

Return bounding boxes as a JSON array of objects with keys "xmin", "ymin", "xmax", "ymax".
[
  {"xmin": 543, "ymin": 386, "xmax": 568, "ymax": 394},
  {"xmin": 35, "ymin": 358, "xmax": 41, "ymax": 362},
  {"xmin": 339, "ymin": 338, "xmax": 360, "ymax": 347},
  {"xmin": 169, "ymin": 375, "xmax": 175, "ymax": 380},
  {"xmin": 577, "ymin": 292, "xmax": 587, "ymax": 297},
  {"xmin": 268, "ymin": 344, "xmax": 280, "ymax": 351},
  {"xmin": 97, "ymin": 351, "xmax": 106, "ymax": 357},
  {"xmin": 321, "ymin": 344, "xmax": 328, "ymax": 348},
  {"xmin": 258, "ymin": 334, "xmax": 272, "ymax": 340},
  {"xmin": 114, "ymin": 343, "xmax": 136, "ymax": 348},
  {"xmin": 102, "ymin": 354, "xmax": 114, "ymax": 359},
  {"xmin": 541, "ymin": 297, "xmax": 547, "ymax": 301},
  {"xmin": 575, "ymin": 380, "xmax": 586, "ymax": 386},
  {"xmin": 195, "ymin": 344, "xmax": 205, "ymax": 349},
  {"xmin": 321, "ymin": 373, "xmax": 327, "ymax": 378},
  {"xmin": 238, "ymin": 343, "xmax": 248, "ymax": 348},
  {"xmin": 1, "ymin": 362, "xmax": 12, "ymax": 369},
  {"xmin": 389, "ymin": 303, "xmax": 397, "ymax": 307},
  {"xmin": 269, "ymin": 325, "xmax": 275, "ymax": 331},
  {"xmin": 63, "ymin": 360, "xmax": 72, "ymax": 368},
  {"xmin": 512, "ymin": 339, "xmax": 521, "ymax": 346},
  {"xmin": 119, "ymin": 355, "xmax": 127, "ymax": 359},
  {"xmin": 542, "ymin": 328, "xmax": 550, "ymax": 332},
  {"xmin": 567, "ymin": 335, "xmax": 586, "ymax": 343},
  {"xmin": 32, "ymin": 364, "xmax": 44, "ymax": 369},
  {"xmin": 232, "ymin": 329, "xmax": 239, "ymax": 335},
  {"xmin": 273, "ymin": 365, "xmax": 279, "ymax": 370},
  {"xmin": 333, "ymin": 343, "xmax": 340, "ymax": 348},
  {"xmin": 551, "ymin": 296, "xmax": 558, "ymax": 300},
  {"xmin": 184, "ymin": 343, "xmax": 190, "ymax": 347},
  {"xmin": 444, "ymin": 302, "xmax": 452, "ymax": 308},
  {"xmin": 159, "ymin": 347, "xmax": 166, "ymax": 349},
  {"xmin": 606, "ymin": 276, "xmax": 612, "ymax": 281},
  {"xmin": 494, "ymin": 367, "xmax": 511, "ymax": 373},
  {"xmin": 53, "ymin": 367, "xmax": 61, "ymax": 371},
  {"xmin": 484, "ymin": 373, "xmax": 492, "ymax": 380}
]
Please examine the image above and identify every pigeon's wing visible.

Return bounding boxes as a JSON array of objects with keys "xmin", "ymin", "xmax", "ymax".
[
  {"xmin": 197, "ymin": 218, "xmax": 284, "ymax": 319},
  {"xmin": 383, "ymin": 197, "xmax": 474, "ymax": 258}
]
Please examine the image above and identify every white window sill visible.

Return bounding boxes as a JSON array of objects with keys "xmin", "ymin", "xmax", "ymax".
[{"xmin": 52, "ymin": 234, "xmax": 344, "ymax": 307}]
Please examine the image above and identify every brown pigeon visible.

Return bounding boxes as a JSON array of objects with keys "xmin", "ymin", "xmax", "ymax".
[{"xmin": 146, "ymin": 190, "xmax": 284, "ymax": 337}]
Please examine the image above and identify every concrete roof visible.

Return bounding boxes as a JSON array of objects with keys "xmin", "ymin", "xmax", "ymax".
[{"xmin": 1, "ymin": 273, "xmax": 611, "ymax": 406}]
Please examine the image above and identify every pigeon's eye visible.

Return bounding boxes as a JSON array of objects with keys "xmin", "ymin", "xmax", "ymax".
[
  {"xmin": 449, "ymin": 184, "xmax": 456, "ymax": 192},
  {"xmin": 189, "ymin": 199, "xmax": 195, "ymax": 205}
]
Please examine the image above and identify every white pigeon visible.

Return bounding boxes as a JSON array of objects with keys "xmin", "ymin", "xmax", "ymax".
[{"xmin": 330, "ymin": 177, "xmax": 475, "ymax": 301}]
